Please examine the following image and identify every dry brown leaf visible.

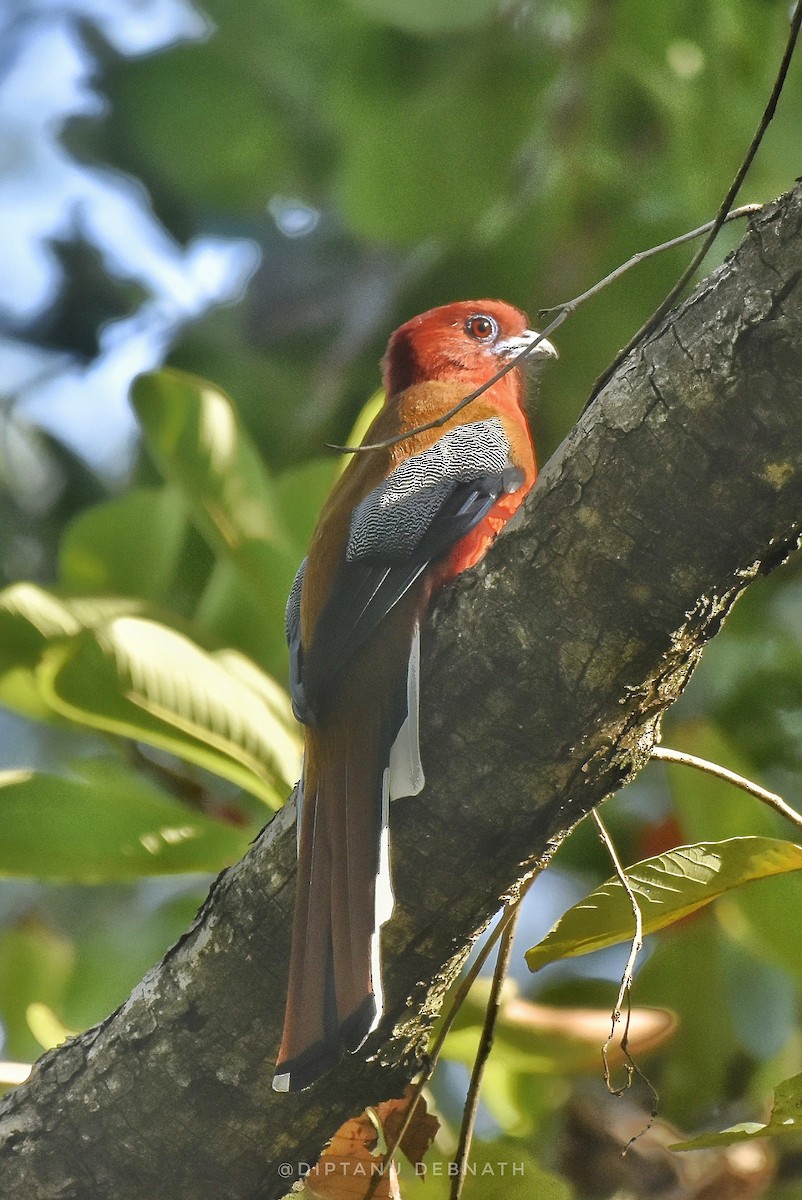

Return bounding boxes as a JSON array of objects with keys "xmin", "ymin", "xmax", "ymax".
[
  {"xmin": 373, "ymin": 1087, "xmax": 440, "ymax": 1169},
  {"xmin": 302, "ymin": 1091, "xmax": 438, "ymax": 1200},
  {"xmin": 302, "ymin": 1110, "xmax": 397, "ymax": 1200}
]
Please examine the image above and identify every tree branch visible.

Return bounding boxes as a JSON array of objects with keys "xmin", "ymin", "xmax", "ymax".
[{"xmin": 3, "ymin": 183, "xmax": 802, "ymax": 1200}]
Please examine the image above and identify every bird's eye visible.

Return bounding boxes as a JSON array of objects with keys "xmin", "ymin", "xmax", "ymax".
[{"xmin": 465, "ymin": 315, "xmax": 498, "ymax": 342}]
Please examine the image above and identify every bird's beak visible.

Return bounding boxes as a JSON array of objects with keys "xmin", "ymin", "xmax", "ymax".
[{"xmin": 496, "ymin": 328, "xmax": 559, "ymax": 361}]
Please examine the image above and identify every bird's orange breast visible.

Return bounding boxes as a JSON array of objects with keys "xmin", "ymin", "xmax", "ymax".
[{"xmin": 442, "ymin": 485, "xmax": 532, "ymax": 579}]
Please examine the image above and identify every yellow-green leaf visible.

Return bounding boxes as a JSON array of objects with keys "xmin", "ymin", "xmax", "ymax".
[
  {"xmin": 131, "ymin": 369, "xmax": 297, "ymax": 600},
  {"xmin": 59, "ymin": 486, "xmax": 186, "ymax": 601},
  {"xmin": 38, "ymin": 616, "xmax": 301, "ymax": 807},
  {"xmin": 0, "ymin": 583, "xmax": 147, "ymax": 722},
  {"xmin": 526, "ymin": 838, "xmax": 802, "ymax": 972},
  {"xmin": 0, "ymin": 759, "xmax": 251, "ymax": 881}
]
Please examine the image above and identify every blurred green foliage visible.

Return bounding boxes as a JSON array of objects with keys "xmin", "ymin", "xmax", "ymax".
[{"xmin": 3, "ymin": 0, "xmax": 802, "ymax": 1195}]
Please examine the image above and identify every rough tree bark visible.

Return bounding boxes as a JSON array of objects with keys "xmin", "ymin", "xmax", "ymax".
[{"xmin": 1, "ymin": 183, "xmax": 801, "ymax": 1200}]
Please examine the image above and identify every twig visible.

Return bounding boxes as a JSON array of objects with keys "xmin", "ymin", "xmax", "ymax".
[
  {"xmin": 329, "ymin": 207, "xmax": 758, "ymax": 457},
  {"xmin": 363, "ymin": 875, "xmax": 540, "ymax": 1200},
  {"xmin": 538, "ymin": 205, "xmax": 761, "ymax": 321},
  {"xmin": 449, "ymin": 903, "xmax": 522, "ymax": 1200},
  {"xmin": 327, "ymin": 316, "xmax": 563, "ymax": 454},
  {"xmin": 593, "ymin": 810, "xmax": 659, "ymax": 1150},
  {"xmin": 652, "ymin": 745, "xmax": 802, "ymax": 835},
  {"xmin": 587, "ymin": 2, "xmax": 802, "ymax": 406},
  {"xmin": 593, "ymin": 810, "xmax": 642, "ymax": 1091}
]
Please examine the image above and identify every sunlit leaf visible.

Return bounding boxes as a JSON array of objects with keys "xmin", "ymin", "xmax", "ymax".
[
  {"xmin": 26, "ymin": 1002, "xmax": 77, "ymax": 1051},
  {"xmin": 526, "ymin": 838, "xmax": 802, "ymax": 972},
  {"xmin": 0, "ymin": 582, "xmax": 81, "ymax": 645},
  {"xmin": 0, "ymin": 584, "xmax": 301, "ymax": 802},
  {"xmin": 335, "ymin": 390, "xmax": 384, "ymax": 476},
  {"xmin": 214, "ymin": 648, "xmax": 299, "ymax": 738},
  {"xmin": 0, "ymin": 758, "xmax": 252, "ymax": 880},
  {"xmin": 38, "ymin": 616, "xmax": 301, "ymax": 806},
  {"xmin": 131, "ymin": 369, "xmax": 297, "ymax": 615},
  {"xmin": 673, "ymin": 1072, "xmax": 802, "ymax": 1150},
  {"xmin": 0, "ymin": 583, "xmax": 147, "ymax": 722}
]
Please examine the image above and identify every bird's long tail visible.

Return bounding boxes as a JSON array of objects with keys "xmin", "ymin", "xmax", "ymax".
[{"xmin": 272, "ymin": 627, "xmax": 423, "ymax": 1092}]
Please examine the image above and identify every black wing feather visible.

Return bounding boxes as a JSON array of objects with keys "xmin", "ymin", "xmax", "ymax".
[{"xmin": 300, "ymin": 468, "xmax": 521, "ymax": 722}]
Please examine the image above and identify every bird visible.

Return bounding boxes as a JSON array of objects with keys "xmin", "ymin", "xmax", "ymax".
[{"xmin": 272, "ymin": 299, "xmax": 557, "ymax": 1092}]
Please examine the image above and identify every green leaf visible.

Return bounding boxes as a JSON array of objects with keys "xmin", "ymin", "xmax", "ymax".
[
  {"xmin": 0, "ymin": 921, "xmax": 73, "ymax": 1062},
  {"xmin": 62, "ymin": 889, "xmax": 204, "ymax": 1031},
  {"xmin": 131, "ymin": 369, "xmax": 297, "ymax": 607},
  {"xmin": 59, "ymin": 486, "xmax": 186, "ymax": 602},
  {"xmin": 133, "ymin": 364, "xmax": 300, "ymax": 676},
  {"xmin": 194, "ymin": 558, "xmax": 289, "ymax": 679},
  {"xmin": 526, "ymin": 838, "xmax": 802, "ymax": 972},
  {"xmin": 673, "ymin": 1072, "xmax": 802, "ymax": 1150},
  {"xmin": 213, "ymin": 648, "xmax": 299, "ymax": 738},
  {"xmin": 38, "ymin": 616, "xmax": 301, "ymax": 807},
  {"xmin": 336, "ymin": 390, "xmax": 385, "ymax": 477},
  {"xmin": 0, "ymin": 584, "xmax": 301, "ymax": 803},
  {"xmin": 634, "ymin": 911, "xmax": 733, "ymax": 1117},
  {"xmin": 0, "ymin": 583, "xmax": 147, "ymax": 722},
  {"xmin": 0, "ymin": 759, "xmax": 251, "ymax": 881},
  {"xmin": 130, "ymin": 367, "xmax": 288, "ymax": 558},
  {"xmin": 273, "ymin": 458, "xmax": 338, "ymax": 554}
]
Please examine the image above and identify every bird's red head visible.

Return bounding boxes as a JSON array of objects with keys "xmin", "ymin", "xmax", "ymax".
[{"xmin": 381, "ymin": 299, "xmax": 557, "ymax": 399}]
